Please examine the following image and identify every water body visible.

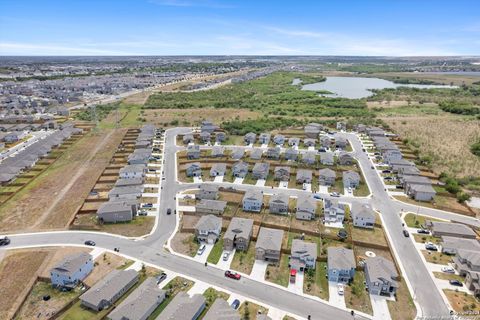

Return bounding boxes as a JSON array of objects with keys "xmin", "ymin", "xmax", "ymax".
[{"xmin": 301, "ymin": 76, "xmax": 456, "ymax": 99}]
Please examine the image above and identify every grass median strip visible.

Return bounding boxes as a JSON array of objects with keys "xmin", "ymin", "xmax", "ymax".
[{"xmin": 207, "ymin": 238, "xmax": 224, "ymax": 264}]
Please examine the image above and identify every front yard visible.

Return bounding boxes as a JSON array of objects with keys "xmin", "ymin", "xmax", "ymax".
[
  {"xmin": 171, "ymin": 232, "xmax": 200, "ymax": 257},
  {"xmin": 344, "ymin": 271, "xmax": 373, "ymax": 315},
  {"xmin": 207, "ymin": 238, "xmax": 224, "ymax": 264},
  {"xmin": 443, "ymin": 289, "xmax": 480, "ymax": 313},
  {"xmin": 303, "ymin": 262, "xmax": 329, "ymax": 300},
  {"xmin": 387, "ymin": 279, "xmax": 416, "ymax": 320},
  {"xmin": 238, "ymin": 301, "xmax": 269, "ymax": 320},
  {"xmin": 230, "ymin": 245, "xmax": 256, "ymax": 275},
  {"xmin": 422, "ymin": 250, "xmax": 453, "ymax": 265},
  {"xmin": 265, "ymin": 254, "xmax": 290, "ymax": 287}
]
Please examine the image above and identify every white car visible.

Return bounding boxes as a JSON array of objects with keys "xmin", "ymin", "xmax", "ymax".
[
  {"xmin": 442, "ymin": 266, "xmax": 455, "ymax": 274},
  {"xmin": 337, "ymin": 283, "xmax": 344, "ymax": 295},
  {"xmin": 222, "ymin": 252, "xmax": 230, "ymax": 261},
  {"xmin": 197, "ymin": 244, "xmax": 206, "ymax": 256}
]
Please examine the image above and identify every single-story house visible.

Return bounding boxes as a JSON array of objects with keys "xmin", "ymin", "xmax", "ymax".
[
  {"xmin": 156, "ymin": 292, "xmax": 206, "ymax": 320},
  {"xmin": 195, "ymin": 199, "xmax": 227, "ymax": 215},
  {"xmin": 210, "ymin": 163, "xmax": 227, "ymax": 176},
  {"xmin": 426, "ymin": 221, "xmax": 477, "ymax": 239}
]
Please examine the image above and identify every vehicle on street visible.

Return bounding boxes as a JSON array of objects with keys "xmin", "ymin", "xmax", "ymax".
[
  {"xmin": 167, "ymin": 208, "xmax": 172, "ymax": 215},
  {"xmin": 402, "ymin": 230, "xmax": 410, "ymax": 237},
  {"xmin": 417, "ymin": 229, "xmax": 430, "ymax": 234},
  {"xmin": 382, "ymin": 170, "xmax": 391, "ymax": 173},
  {"xmin": 371, "ymin": 166, "xmax": 375, "ymax": 169},
  {"xmin": 347, "ymin": 187, "xmax": 352, "ymax": 193},
  {"xmin": 442, "ymin": 266, "xmax": 455, "ymax": 274},
  {"xmin": 225, "ymin": 270, "xmax": 241, "ymax": 280},
  {"xmin": 337, "ymin": 283, "xmax": 344, "ymax": 295},
  {"xmin": 222, "ymin": 252, "xmax": 230, "ymax": 261},
  {"xmin": 449, "ymin": 280, "xmax": 463, "ymax": 287},
  {"xmin": 197, "ymin": 244, "xmax": 206, "ymax": 255},
  {"xmin": 231, "ymin": 299, "xmax": 240, "ymax": 310},
  {"xmin": 0, "ymin": 236, "xmax": 10, "ymax": 246},
  {"xmin": 156, "ymin": 272, "xmax": 167, "ymax": 284},
  {"xmin": 330, "ymin": 192, "xmax": 340, "ymax": 197},
  {"xmin": 84, "ymin": 240, "xmax": 96, "ymax": 246}
]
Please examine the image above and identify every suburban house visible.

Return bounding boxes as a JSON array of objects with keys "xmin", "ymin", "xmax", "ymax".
[
  {"xmin": 288, "ymin": 137, "xmax": 300, "ymax": 146},
  {"xmin": 215, "ymin": 132, "xmax": 227, "ymax": 143},
  {"xmin": 320, "ymin": 152, "xmax": 334, "ymax": 165},
  {"xmin": 200, "ymin": 131, "xmax": 211, "ymax": 142},
  {"xmin": 210, "ymin": 163, "xmax": 227, "ymax": 176},
  {"xmin": 274, "ymin": 166, "xmax": 291, "ymax": 181},
  {"xmin": 187, "ymin": 144, "xmax": 201, "ymax": 159},
  {"xmin": 453, "ymin": 249, "xmax": 480, "ymax": 277},
  {"xmin": 119, "ymin": 164, "xmax": 147, "ymax": 179},
  {"xmin": 320, "ymin": 135, "xmax": 331, "ymax": 148},
  {"xmin": 296, "ymin": 195, "xmax": 317, "ymax": 220},
  {"xmin": 296, "ymin": 169, "xmax": 313, "ymax": 184},
  {"xmin": 242, "ymin": 190, "xmax": 263, "ymax": 212},
  {"xmin": 335, "ymin": 136, "xmax": 347, "ymax": 149},
  {"xmin": 426, "ymin": 221, "xmax": 477, "ymax": 239},
  {"xmin": 195, "ymin": 214, "xmax": 222, "ymax": 244},
  {"xmin": 402, "ymin": 175, "xmax": 432, "ymax": 191},
  {"xmin": 304, "ymin": 123, "xmax": 322, "ymax": 139},
  {"xmin": 252, "ymin": 162, "xmax": 270, "ymax": 180},
  {"xmin": 197, "ymin": 184, "xmax": 219, "ymax": 200},
  {"xmin": 343, "ymin": 170, "xmax": 360, "ymax": 189},
  {"xmin": 364, "ymin": 256, "xmax": 399, "ymax": 296},
  {"xmin": 338, "ymin": 152, "xmax": 355, "ymax": 165},
  {"xmin": 266, "ymin": 146, "xmax": 281, "ymax": 159},
  {"xmin": 302, "ymin": 151, "xmax": 316, "ymax": 165},
  {"xmin": 244, "ymin": 132, "xmax": 257, "ymax": 144},
  {"xmin": 223, "ymin": 217, "xmax": 254, "ymax": 251},
  {"xmin": 50, "ymin": 253, "xmax": 93, "ymax": 288},
  {"xmin": 351, "ymin": 203, "xmax": 375, "ymax": 229},
  {"xmin": 211, "ymin": 145, "xmax": 225, "ymax": 157},
  {"xmin": 407, "ymin": 183, "xmax": 436, "ymax": 201},
  {"xmin": 250, "ymin": 148, "xmax": 263, "ymax": 160},
  {"xmin": 318, "ymin": 168, "xmax": 336, "ymax": 186},
  {"xmin": 201, "ymin": 120, "xmax": 218, "ymax": 133},
  {"xmin": 108, "ymin": 185, "xmax": 143, "ymax": 200},
  {"xmin": 182, "ymin": 134, "xmax": 194, "ymax": 144},
  {"xmin": 80, "ymin": 270, "xmax": 139, "ymax": 312},
  {"xmin": 441, "ymin": 236, "xmax": 480, "ymax": 255},
  {"xmin": 97, "ymin": 200, "xmax": 138, "ymax": 223},
  {"xmin": 397, "ymin": 166, "xmax": 421, "ymax": 182},
  {"xmin": 284, "ymin": 148, "xmax": 298, "ymax": 160},
  {"xmin": 259, "ymin": 133, "xmax": 271, "ymax": 144},
  {"xmin": 466, "ymin": 271, "xmax": 480, "ymax": 298},
  {"xmin": 107, "ymin": 277, "xmax": 166, "ymax": 320},
  {"xmin": 232, "ymin": 161, "xmax": 249, "ymax": 178},
  {"xmin": 156, "ymin": 292, "xmax": 206, "ymax": 320},
  {"xmin": 204, "ymin": 298, "xmax": 240, "ymax": 320},
  {"xmin": 327, "ymin": 247, "xmax": 356, "ymax": 283},
  {"xmin": 186, "ymin": 162, "xmax": 202, "ymax": 177},
  {"xmin": 115, "ymin": 178, "xmax": 144, "ymax": 187},
  {"xmin": 273, "ymin": 134, "xmax": 285, "ymax": 145},
  {"xmin": 255, "ymin": 227, "xmax": 284, "ymax": 263},
  {"xmin": 289, "ymin": 239, "xmax": 317, "ymax": 272},
  {"xmin": 231, "ymin": 148, "xmax": 245, "ymax": 160},
  {"xmin": 324, "ymin": 199, "xmax": 346, "ymax": 224},
  {"xmin": 269, "ymin": 193, "xmax": 289, "ymax": 214},
  {"xmin": 304, "ymin": 138, "xmax": 316, "ymax": 147},
  {"xmin": 336, "ymin": 121, "xmax": 347, "ymax": 131},
  {"xmin": 195, "ymin": 199, "xmax": 227, "ymax": 215}
]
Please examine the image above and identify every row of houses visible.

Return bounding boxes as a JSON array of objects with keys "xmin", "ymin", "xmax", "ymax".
[
  {"xmin": 96, "ymin": 124, "xmax": 157, "ymax": 223},
  {"xmin": 0, "ymin": 124, "xmax": 82, "ymax": 184},
  {"xmin": 242, "ymin": 130, "xmax": 347, "ymax": 150}
]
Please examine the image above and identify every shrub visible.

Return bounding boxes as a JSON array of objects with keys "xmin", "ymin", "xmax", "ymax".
[{"xmin": 456, "ymin": 192, "xmax": 471, "ymax": 203}]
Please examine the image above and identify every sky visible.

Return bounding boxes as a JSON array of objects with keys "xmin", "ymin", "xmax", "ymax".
[{"xmin": 1, "ymin": 0, "xmax": 480, "ymax": 56}]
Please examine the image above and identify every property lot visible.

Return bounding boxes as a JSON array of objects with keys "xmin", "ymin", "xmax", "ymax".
[
  {"xmin": 303, "ymin": 262, "xmax": 329, "ymax": 300},
  {"xmin": 171, "ymin": 232, "xmax": 200, "ymax": 257},
  {"xmin": 231, "ymin": 245, "xmax": 256, "ymax": 275},
  {"xmin": 344, "ymin": 271, "xmax": 372, "ymax": 315}
]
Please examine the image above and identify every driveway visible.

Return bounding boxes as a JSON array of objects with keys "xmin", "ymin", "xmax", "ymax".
[
  {"xmin": 370, "ymin": 294, "xmax": 392, "ymax": 320},
  {"xmin": 214, "ymin": 175, "xmax": 224, "ymax": 183},
  {"xmin": 256, "ymin": 179, "xmax": 266, "ymax": 187},
  {"xmin": 328, "ymin": 281, "xmax": 346, "ymax": 308},
  {"xmin": 193, "ymin": 176, "xmax": 203, "ymax": 183},
  {"xmin": 216, "ymin": 249, "xmax": 236, "ymax": 270},
  {"xmin": 303, "ymin": 183, "xmax": 312, "ymax": 192},
  {"xmin": 278, "ymin": 181, "xmax": 288, "ymax": 189},
  {"xmin": 319, "ymin": 185, "xmax": 329, "ymax": 193},
  {"xmin": 287, "ymin": 271, "xmax": 304, "ymax": 294},
  {"xmin": 187, "ymin": 280, "xmax": 210, "ymax": 296},
  {"xmin": 250, "ymin": 260, "xmax": 269, "ymax": 281},
  {"xmin": 234, "ymin": 177, "xmax": 244, "ymax": 184},
  {"xmin": 193, "ymin": 243, "xmax": 214, "ymax": 264},
  {"xmin": 324, "ymin": 221, "xmax": 344, "ymax": 229}
]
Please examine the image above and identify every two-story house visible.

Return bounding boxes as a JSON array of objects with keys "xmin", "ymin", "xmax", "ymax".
[
  {"xmin": 327, "ymin": 247, "xmax": 356, "ymax": 283},
  {"xmin": 50, "ymin": 253, "xmax": 93, "ymax": 288},
  {"xmin": 269, "ymin": 193, "xmax": 289, "ymax": 215},
  {"xmin": 223, "ymin": 217, "xmax": 254, "ymax": 251},
  {"xmin": 242, "ymin": 190, "xmax": 263, "ymax": 212},
  {"xmin": 364, "ymin": 256, "xmax": 399, "ymax": 296},
  {"xmin": 296, "ymin": 195, "xmax": 317, "ymax": 220},
  {"xmin": 351, "ymin": 203, "xmax": 375, "ymax": 229},
  {"xmin": 195, "ymin": 214, "xmax": 222, "ymax": 244},
  {"xmin": 255, "ymin": 227, "xmax": 284, "ymax": 264},
  {"xmin": 289, "ymin": 239, "xmax": 317, "ymax": 272}
]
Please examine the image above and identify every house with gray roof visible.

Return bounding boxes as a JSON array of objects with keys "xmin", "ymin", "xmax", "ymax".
[
  {"xmin": 201, "ymin": 121, "xmax": 218, "ymax": 133},
  {"xmin": 107, "ymin": 277, "xmax": 166, "ymax": 320},
  {"xmin": 327, "ymin": 247, "xmax": 356, "ymax": 283},
  {"xmin": 259, "ymin": 133, "xmax": 271, "ymax": 144},
  {"xmin": 304, "ymin": 123, "xmax": 322, "ymax": 139},
  {"xmin": 195, "ymin": 199, "xmax": 227, "ymax": 215},
  {"xmin": 210, "ymin": 163, "xmax": 227, "ymax": 176},
  {"xmin": 296, "ymin": 169, "xmax": 313, "ymax": 184},
  {"xmin": 343, "ymin": 170, "xmax": 360, "ymax": 188},
  {"xmin": 302, "ymin": 151, "xmax": 316, "ymax": 165},
  {"xmin": 156, "ymin": 292, "xmax": 205, "ymax": 320},
  {"xmin": 186, "ymin": 162, "xmax": 202, "ymax": 177},
  {"xmin": 187, "ymin": 144, "xmax": 200, "ymax": 159},
  {"xmin": 290, "ymin": 240, "xmax": 317, "ymax": 271},
  {"xmin": 244, "ymin": 132, "xmax": 256, "ymax": 144},
  {"xmin": 195, "ymin": 214, "xmax": 222, "ymax": 244},
  {"xmin": 224, "ymin": 217, "xmax": 254, "ymax": 251},
  {"xmin": 197, "ymin": 184, "xmax": 219, "ymax": 200},
  {"xmin": 296, "ymin": 195, "xmax": 316, "ymax": 220},
  {"xmin": 351, "ymin": 203, "xmax": 375, "ymax": 229},
  {"xmin": 284, "ymin": 148, "xmax": 298, "ymax": 161},
  {"xmin": 334, "ymin": 136, "xmax": 347, "ymax": 149},
  {"xmin": 426, "ymin": 221, "xmax": 477, "ymax": 239},
  {"xmin": 97, "ymin": 200, "xmax": 138, "ymax": 223},
  {"xmin": 274, "ymin": 166, "xmax": 290, "ymax": 181},
  {"xmin": 215, "ymin": 132, "xmax": 227, "ymax": 143},
  {"xmin": 320, "ymin": 152, "xmax": 334, "ymax": 165},
  {"xmin": 250, "ymin": 148, "xmax": 263, "ymax": 160},
  {"xmin": 266, "ymin": 146, "xmax": 281, "ymax": 159},
  {"xmin": 204, "ymin": 298, "xmax": 240, "ymax": 320},
  {"xmin": 407, "ymin": 183, "xmax": 436, "ymax": 201},
  {"xmin": 255, "ymin": 227, "xmax": 284, "ymax": 263},
  {"xmin": 108, "ymin": 185, "xmax": 144, "ymax": 200},
  {"xmin": 242, "ymin": 190, "xmax": 263, "ymax": 212},
  {"xmin": 319, "ymin": 168, "xmax": 336, "ymax": 186},
  {"xmin": 320, "ymin": 135, "xmax": 331, "ymax": 148},
  {"xmin": 252, "ymin": 162, "xmax": 270, "ymax": 180},
  {"xmin": 80, "ymin": 270, "xmax": 139, "ymax": 312},
  {"xmin": 304, "ymin": 138, "xmax": 316, "ymax": 147},
  {"xmin": 119, "ymin": 164, "xmax": 147, "ymax": 179},
  {"xmin": 324, "ymin": 199, "xmax": 346, "ymax": 224},
  {"xmin": 288, "ymin": 137, "xmax": 300, "ymax": 146},
  {"xmin": 338, "ymin": 152, "xmax": 355, "ymax": 165},
  {"xmin": 231, "ymin": 148, "xmax": 245, "ymax": 160},
  {"xmin": 211, "ymin": 145, "xmax": 225, "ymax": 157},
  {"xmin": 200, "ymin": 131, "xmax": 211, "ymax": 142},
  {"xmin": 232, "ymin": 161, "xmax": 249, "ymax": 178},
  {"xmin": 364, "ymin": 256, "xmax": 399, "ymax": 296},
  {"xmin": 50, "ymin": 253, "xmax": 93, "ymax": 288},
  {"xmin": 441, "ymin": 236, "xmax": 480, "ymax": 255},
  {"xmin": 269, "ymin": 193, "xmax": 289, "ymax": 214},
  {"xmin": 453, "ymin": 249, "xmax": 480, "ymax": 276},
  {"xmin": 273, "ymin": 134, "xmax": 285, "ymax": 145}
]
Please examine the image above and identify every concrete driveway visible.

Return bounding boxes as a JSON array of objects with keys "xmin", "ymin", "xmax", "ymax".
[
  {"xmin": 250, "ymin": 260, "xmax": 269, "ymax": 281},
  {"xmin": 287, "ymin": 271, "xmax": 304, "ymax": 294},
  {"xmin": 319, "ymin": 185, "xmax": 329, "ymax": 193},
  {"xmin": 216, "ymin": 249, "xmax": 236, "ymax": 270},
  {"xmin": 256, "ymin": 179, "xmax": 266, "ymax": 187},
  {"xmin": 234, "ymin": 177, "xmax": 244, "ymax": 184},
  {"xmin": 193, "ymin": 243, "xmax": 214, "ymax": 264},
  {"xmin": 370, "ymin": 294, "xmax": 391, "ymax": 320},
  {"xmin": 279, "ymin": 181, "xmax": 288, "ymax": 188},
  {"xmin": 303, "ymin": 183, "xmax": 312, "ymax": 192},
  {"xmin": 214, "ymin": 175, "xmax": 224, "ymax": 183},
  {"xmin": 328, "ymin": 281, "xmax": 346, "ymax": 308},
  {"xmin": 193, "ymin": 176, "xmax": 203, "ymax": 183}
]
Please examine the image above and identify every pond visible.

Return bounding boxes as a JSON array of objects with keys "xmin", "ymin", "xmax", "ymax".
[{"xmin": 301, "ymin": 76, "xmax": 457, "ymax": 99}]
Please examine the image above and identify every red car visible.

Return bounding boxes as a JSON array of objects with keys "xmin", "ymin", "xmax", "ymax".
[{"xmin": 224, "ymin": 270, "xmax": 241, "ymax": 280}]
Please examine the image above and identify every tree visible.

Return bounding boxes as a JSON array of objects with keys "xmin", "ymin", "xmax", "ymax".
[
  {"xmin": 243, "ymin": 302, "xmax": 250, "ymax": 320},
  {"xmin": 457, "ymin": 192, "xmax": 471, "ymax": 203}
]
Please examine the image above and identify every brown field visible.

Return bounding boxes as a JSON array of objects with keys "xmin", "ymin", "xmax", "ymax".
[
  {"xmin": 171, "ymin": 232, "xmax": 200, "ymax": 257},
  {"xmin": 0, "ymin": 128, "xmax": 126, "ymax": 232},
  {"xmin": 383, "ymin": 116, "xmax": 480, "ymax": 178},
  {"xmin": 84, "ymin": 252, "xmax": 132, "ymax": 287},
  {"xmin": 444, "ymin": 289, "xmax": 480, "ymax": 313}
]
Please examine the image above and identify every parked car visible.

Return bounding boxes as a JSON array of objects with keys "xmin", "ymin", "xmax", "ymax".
[
  {"xmin": 197, "ymin": 244, "xmax": 206, "ymax": 255},
  {"xmin": 138, "ymin": 210, "xmax": 148, "ymax": 216},
  {"xmin": 371, "ymin": 166, "xmax": 375, "ymax": 169},
  {"xmin": 395, "ymin": 185, "xmax": 404, "ymax": 189},
  {"xmin": 222, "ymin": 252, "xmax": 230, "ymax": 261},
  {"xmin": 302, "ymin": 183, "xmax": 308, "ymax": 190},
  {"xmin": 156, "ymin": 272, "xmax": 167, "ymax": 284},
  {"xmin": 382, "ymin": 170, "xmax": 391, "ymax": 174},
  {"xmin": 319, "ymin": 147, "xmax": 327, "ymax": 152},
  {"xmin": 231, "ymin": 299, "xmax": 240, "ymax": 310},
  {"xmin": 417, "ymin": 229, "xmax": 430, "ymax": 234},
  {"xmin": 330, "ymin": 192, "xmax": 340, "ymax": 197},
  {"xmin": 313, "ymin": 193, "xmax": 323, "ymax": 200},
  {"xmin": 84, "ymin": 240, "xmax": 96, "ymax": 246},
  {"xmin": 441, "ymin": 266, "xmax": 455, "ymax": 274},
  {"xmin": 224, "ymin": 270, "xmax": 241, "ymax": 280},
  {"xmin": 425, "ymin": 243, "xmax": 438, "ymax": 251},
  {"xmin": 142, "ymin": 203, "xmax": 153, "ymax": 208},
  {"xmin": 402, "ymin": 230, "xmax": 410, "ymax": 237},
  {"xmin": 166, "ymin": 208, "xmax": 172, "ymax": 215},
  {"xmin": 449, "ymin": 280, "xmax": 463, "ymax": 287},
  {"xmin": 0, "ymin": 236, "xmax": 10, "ymax": 246},
  {"xmin": 337, "ymin": 283, "xmax": 344, "ymax": 295}
]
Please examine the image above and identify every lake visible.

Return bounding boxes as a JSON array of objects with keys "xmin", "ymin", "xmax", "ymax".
[{"xmin": 301, "ymin": 76, "xmax": 457, "ymax": 99}]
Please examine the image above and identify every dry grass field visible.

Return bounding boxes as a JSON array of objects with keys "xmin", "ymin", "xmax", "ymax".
[{"xmin": 383, "ymin": 116, "xmax": 480, "ymax": 178}]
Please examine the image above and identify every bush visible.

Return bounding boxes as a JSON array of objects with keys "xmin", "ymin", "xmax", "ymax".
[
  {"xmin": 456, "ymin": 192, "xmax": 471, "ymax": 203},
  {"xmin": 471, "ymin": 140, "xmax": 480, "ymax": 157}
]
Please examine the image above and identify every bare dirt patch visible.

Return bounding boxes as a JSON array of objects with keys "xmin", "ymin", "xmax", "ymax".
[
  {"xmin": 171, "ymin": 232, "xmax": 200, "ymax": 257},
  {"xmin": 83, "ymin": 252, "xmax": 132, "ymax": 287}
]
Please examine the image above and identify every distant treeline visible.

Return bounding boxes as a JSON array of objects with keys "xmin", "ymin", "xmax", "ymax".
[{"xmin": 439, "ymin": 101, "xmax": 480, "ymax": 115}]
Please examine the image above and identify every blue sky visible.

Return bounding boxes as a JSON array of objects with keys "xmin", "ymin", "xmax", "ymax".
[{"xmin": 1, "ymin": 0, "xmax": 479, "ymax": 56}]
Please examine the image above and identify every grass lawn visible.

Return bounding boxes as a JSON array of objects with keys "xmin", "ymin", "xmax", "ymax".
[
  {"xmin": 230, "ymin": 245, "xmax": 256, "ymax": 275},
  {"xmin": 404, "ymin": 213, "xmax": 441, "ymax": 228},
  {"xmin": 413, "ymin": 234, "xmax": 441, "ymax": 244},
  {"xmin": 353, "ymin": 181, "xmax": 370, "ymax": 197},
  {"xmin": 207, "ymin": 238, "xmax": 224, "ymax": 264},
  {"xmin": 351, "ymin": 227, "xmax": 388, "ymax": 247},
  {"xmin": 238, "ymin": 301, "xmax": 268, "ymax": 320},
  {"xmin": 345, "ymin": 271, "xmax": 373, "ymax": 315},
  {"xmin": 443, "ymin": 289, "xmax": 480, "ymax": 313},
  {"xmin": 243, "ymin": 173, "xmax": 257, "ymax": 185},
  {"xmin": 303, "ymin": 262, "xmax": 329, "ymax": 300},
  {"xmin": 433, "ymin": 272, "xmax": 464, "ymax": 282},
  {"xmin": 422, "ymin": 250, "xmax": 453, "ymax": 265},
  {"xmin": 58, "ymin": 299, "xmax": 109, "ymax": 320},
  {"xmin": 99, "ymin": 216, "xmax": 155, "ymax": 237},
  {"xmin": 387, "ymin": 279, "xmax": 416, "ymax": 320},
  {"xmin": 265, "ymin": 254, "xmax": 290, "ymax": 287}
]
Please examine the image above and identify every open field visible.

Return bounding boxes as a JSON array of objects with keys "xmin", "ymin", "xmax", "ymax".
[{"xmin": 444, "ymin": 289, "xmax": 480, "ymax": 313}]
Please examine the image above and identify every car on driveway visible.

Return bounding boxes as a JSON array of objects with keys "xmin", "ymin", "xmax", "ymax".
[
  {"xmin": 330, "ymin": 192, "xmax": 340, "ymax": 197},
  {"xmin": 402, "ymin": 230, "xmax": 410, "ymax": 237},
  {"xmin": 197, "ymin": 244, "xmax": 206, "ymax": 255},
  {"xmin": 449, "ymin": 280, "xmax": 463, "ymax": 287},
  {"xmin": 337, "ymin": 283, "xmax": 344, "ymax": 295},
  {"xmin": 442, "ymin": 266, "xmax": 455, "ymax": 274},
  {"xmin": 425, "ymin": 242, "xmax": 438, "ymax": 251},
  {"xmin": 0, "ymin": 236, "xmax": 10, "ymax": 246},
  {"xmin": 84, "ymin": 240, "xmax": 96, "ymax": 246},
  {"xmin": 222, "ymin": 252, "xmax": 230, "ymax": 261},
  {"xmin": 231, "ymin": 299, "xmax": 240, "ymax": 310},
  {"xmin": 417, "ymin": 229, "xmax": 430, "ymax": 234},
  {"xmin": 156, "ymin": 272, "xmax": 167, "ymax": 284},
  {"xmin": 225, "ymin": 270, "xmax": 241, "ymax": 280},
  {"xmin": 142, "ymin": 203, "xmax": 153, "ymax": 208}
]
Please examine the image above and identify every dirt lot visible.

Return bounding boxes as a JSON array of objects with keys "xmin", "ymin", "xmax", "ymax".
[
  {"xmin": 444, "ymin": 289, "xmax": 480, "ymax": 313},
  {"xmin": 0, "ymin": 128, "xmax": 126, "ymax": 232},
  {"xmin": 171, "ymin": 232, "xmax": 200, "ymax": 257},
  {"xmin": 83, "ymin": 252, "xmax": 132, "ymax": 287}
]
